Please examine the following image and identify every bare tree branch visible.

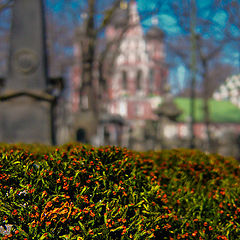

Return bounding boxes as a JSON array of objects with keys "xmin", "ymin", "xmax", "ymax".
[{"xmin": 0, "ymin": 0, "xmax": 13, "ymax": 13}]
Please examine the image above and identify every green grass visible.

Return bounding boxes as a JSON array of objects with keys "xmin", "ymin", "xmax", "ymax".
[{"xmin": 175, "ymin": 98, "xmax": 240, "ymax": 123}]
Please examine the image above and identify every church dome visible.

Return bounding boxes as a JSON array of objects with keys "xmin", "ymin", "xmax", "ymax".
[
  {"xmin": 111, "ymin": 7, "xmax": 128, "ymax": 28},
  {"xmin": 145, "ymin": 26, "xmax": 164, "ymax": 40}
]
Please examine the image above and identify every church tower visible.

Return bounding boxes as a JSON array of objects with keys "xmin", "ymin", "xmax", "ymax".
[{"xmin": 106, "ymin": 0, "xmax": 168, "ymax": 121}]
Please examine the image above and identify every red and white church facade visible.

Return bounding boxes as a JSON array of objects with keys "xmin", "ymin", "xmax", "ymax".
[
  {"xmin": 105, "ymin": 1, "xmax": 168, "ymax": 122},
  {"xmin": 70, "ymin": 0, "xmax": 168, "ymax": 147}
]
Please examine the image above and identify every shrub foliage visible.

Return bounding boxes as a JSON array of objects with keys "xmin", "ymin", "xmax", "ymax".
[{"xmin": 0, "ymin": 144, "xmax": 239, "ymax": 239}]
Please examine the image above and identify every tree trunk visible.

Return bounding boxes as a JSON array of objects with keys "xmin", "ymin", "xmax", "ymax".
[
  {"xmin": 80, "ymin": 0, "xmax": 98, "ymax": 117},
  {"xmin": 190, "ymin": 0, "xmax": 197, "ymax": 149},
  {"xmin": 202, "ymin": 58, "xmax": 211, "ymax": 151}
]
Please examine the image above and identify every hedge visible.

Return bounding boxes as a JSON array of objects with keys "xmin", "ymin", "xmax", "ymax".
[{"xmin": 0, "ymin": 143, "xmax": 239, "ymax": 239}]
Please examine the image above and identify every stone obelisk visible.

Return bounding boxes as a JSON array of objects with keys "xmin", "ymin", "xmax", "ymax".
[{"xmin": 0, "ymin": 0, "xmax": 56, "ymax": 144}]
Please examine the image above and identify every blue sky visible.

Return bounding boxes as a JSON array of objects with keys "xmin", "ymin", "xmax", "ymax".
[
  {"xmin": 137, "ymin": 0, "xmax": 180, "ymax": 34},
  {"xmin": 135, "ymin": 0, "xmax": 239, "ymax": 93},
  {"xmin": 46, "ymin": 0, "xmax": 229, "ymax": 37},
  {"xmin": 136, "ymin": 0, "xmax": 227, "ymax": 35}
]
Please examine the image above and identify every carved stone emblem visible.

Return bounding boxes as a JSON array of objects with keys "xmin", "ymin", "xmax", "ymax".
[{"xmin": 14, "ymin": 49, "xmax": 39, "ymax": 74}]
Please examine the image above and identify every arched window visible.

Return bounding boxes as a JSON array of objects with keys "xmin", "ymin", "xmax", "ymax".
[
  {"xmin": 135, "ymin": 104, "xmax": 144, "ymax": 117},
  {"xmin": 76, "ymin": 128, "xmax": 86, "ymax": 143},
  {"xmin": 149, "ymin": 68, "xmax": 154, "ymax": 93},
  {"xmin": 136, "ymin": 69, "xmax": 142, "ymax": 90},
  {"xmin": 122, "ymin": 70, "xmax": 127, "ymax": 90}
]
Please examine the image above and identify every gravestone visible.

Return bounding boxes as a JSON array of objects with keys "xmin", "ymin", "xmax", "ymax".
[{"xmin": 0, "ymin": 0, "xmax": 59, "ymax": 144}]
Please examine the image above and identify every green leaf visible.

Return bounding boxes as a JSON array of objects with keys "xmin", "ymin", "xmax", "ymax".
[
  {"xmin": 143, "ymin": 204, "xmax": 149, "ymax": 211},
  {"xmin": 78, "ymin": 221, "xmax": 87, "ymax": 236},
  {"xmin": 110, "ymin": 225, "xmax": 124, "ymax": 232},
  {"xmin": 39, "ymin": 233, "xmax": 49, "ymax": 240},
  {"xmin": 12, "ymin": 161, "xmax": 21, "ymax": 165}
]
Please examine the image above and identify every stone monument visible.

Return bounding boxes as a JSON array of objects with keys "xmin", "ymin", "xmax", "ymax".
[
  {"xmin": 153, "ymin": 84, "xmax": 182, "ymax": 149},
  {"xmin": 0, "ymin": 0, "xmax": 61, "ymax": 144}
]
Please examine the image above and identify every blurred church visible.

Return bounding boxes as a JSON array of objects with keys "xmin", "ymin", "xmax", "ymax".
[
  {"xmin": 70, "ymin": 0, "xmax": 168, "ymax": 148},
  {"xmin": 69, "ymin": 1, "xmax": 240, "ymax": 159}
]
